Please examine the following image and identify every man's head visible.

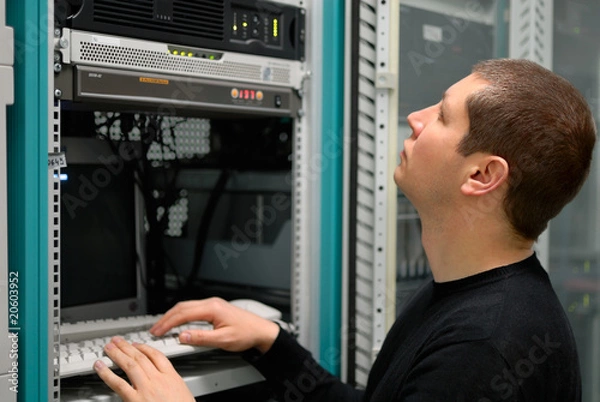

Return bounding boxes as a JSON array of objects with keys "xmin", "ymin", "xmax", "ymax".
[
  {"xmin": 395, "ymin": 59, "xmax": 596, "ymax": 241},
  {"xmin": 459, "ymin": 59, "xmax": 596, "ymax": 240},
  {"xmin": 394, "ymin": 74, "xmax": 493, "ymax": 224}
]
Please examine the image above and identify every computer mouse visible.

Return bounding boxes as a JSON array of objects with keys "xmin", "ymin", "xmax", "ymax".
[{"xmin": 229, "ymin": 299, "xmax": 282, "ymax": 320}]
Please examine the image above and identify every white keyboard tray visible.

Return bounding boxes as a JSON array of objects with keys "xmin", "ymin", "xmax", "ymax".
[{"xmin": 60, "ymin": 354, "xmax": 264, "ymax": 401}]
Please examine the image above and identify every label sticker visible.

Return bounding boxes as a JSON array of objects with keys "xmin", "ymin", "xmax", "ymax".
[
  {"xmin": 423, "ymin": 24, "xmax": 443, "ymax": 43},
  {"xmin": 92, "ymin": 35, "xmax": 121, "ymax": 47},
  {"xmin": 48, "ymin": 153, "xmax": 67, "ymax": 169}
]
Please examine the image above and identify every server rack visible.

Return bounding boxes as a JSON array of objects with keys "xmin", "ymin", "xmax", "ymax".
[
  {"xmin": 0, "ymin": 0, "xmax": 15, "ymax": 399},
  {"xmin": 5, "ymin": 0, "xmax": 336, "ymax": 401},
  {"xmin": 51, "ymin": 3, "xmax": 315, "ymax": 399},
  {"xmin": 7, "ymin": 0, "xmax": 54, "ymax": 400},
  {"xmin": 340, "ymin": 0, "xmax": 581, "ymax": 391},
  {"xmin": 340, "ymin": 0, "xmax": 506, "ymax": 387}
]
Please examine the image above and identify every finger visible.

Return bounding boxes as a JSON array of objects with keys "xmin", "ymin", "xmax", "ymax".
[
  {"xmin": 104, "ymin": 337, "xmax": 155, "ymax": 384},
  {"xmin": 133, "ymin": 343, "xmax": 177, "ymax": 374},
  {"xmin": 94, "ymin": 359, "xmax": 137, "ymax": 401},
  {"xmin": 179, "ymin": 327, "xmax": 247, "ymax": 352},
  {"xmin": 151, "ymin": 299, "xmax": 222, "ymax": 335},
  {"xmin": 150, "ymin": 301, "xmax": 201, "ymax": 335},
  {"xmin": 178, "ymin": 329, "xmax": 221, "ymax": 349}
]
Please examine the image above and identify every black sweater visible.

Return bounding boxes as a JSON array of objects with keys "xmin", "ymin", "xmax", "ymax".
[{"xmin": 246, "ymin": 254, "xmax": 581, "ymax": 401}]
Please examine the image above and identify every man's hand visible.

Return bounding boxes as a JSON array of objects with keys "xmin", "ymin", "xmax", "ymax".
[
  {"xmin": 95, "ymin": 297, "xmax": 280, "ymax": 401},
  {"xmin": 94, "ymin": 337, "xmax": 195, "ymax": 402},
  {"xmin": 150, "ymin": 297, "xmax": 281, "ymax": 354}
]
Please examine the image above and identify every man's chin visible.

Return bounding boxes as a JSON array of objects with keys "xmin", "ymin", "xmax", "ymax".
[
  {"xmin": 394, "ymin": 177, "xmax": 415, "ymax": 203},
  {"xmin": 393, "ymin": 169, "xmax": 404, "ymax": 189}
]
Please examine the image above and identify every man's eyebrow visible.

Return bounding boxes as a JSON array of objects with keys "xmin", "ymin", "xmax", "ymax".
[{"xmin": 440, "ymin": 91, "xmax": 449, "ymax": 118}]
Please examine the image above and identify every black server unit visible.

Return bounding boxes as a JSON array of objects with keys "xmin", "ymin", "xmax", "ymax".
[{"xmin": 55, "ymin": 0, "xmax": 305, "ymax": 61}]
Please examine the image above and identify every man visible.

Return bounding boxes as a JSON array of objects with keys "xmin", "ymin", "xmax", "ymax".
[{"xmin": 94, "ymin": 59, "xmax": 596, "ymax": 401}]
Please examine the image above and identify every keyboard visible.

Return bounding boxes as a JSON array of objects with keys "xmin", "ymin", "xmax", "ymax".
[
  {"xmin": 59, "ymin": 315, "xmax": 214, "ymax": 378},
  {"xmin": 59, "ymin": 299, "xmax": 283, "ymax": 378}
]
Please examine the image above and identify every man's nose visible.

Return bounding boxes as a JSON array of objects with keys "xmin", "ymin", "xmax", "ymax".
[{"xmin": 406, "ymin": 109, "xmax": 426, "ymax": 139}]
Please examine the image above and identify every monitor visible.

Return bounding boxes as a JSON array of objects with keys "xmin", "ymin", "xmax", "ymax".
[{"xmin": 60, "ymin": 137, "xmax": 147, "ymax": 323}]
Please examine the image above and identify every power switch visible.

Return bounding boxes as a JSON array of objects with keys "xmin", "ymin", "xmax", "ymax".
[{"xmin": 274, "ymin": 95, "xmax": 282, "ymax": 108}]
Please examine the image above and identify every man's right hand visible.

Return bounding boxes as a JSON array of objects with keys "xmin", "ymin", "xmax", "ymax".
[{"xmin": 149, "ymin": 297, "xmax": 280, "ymax": 354}]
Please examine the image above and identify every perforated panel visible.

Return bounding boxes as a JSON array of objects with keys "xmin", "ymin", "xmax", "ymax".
[
  {"xmin": 291, "ymin": 114, "xmax": 310, "ymax": 344},
  {"xmin": 78, "ymin": 41, "xmax": 265, "ymax": 80},
  {"xmin": 92, "ymin": 112, "xmax": 211, "ymax": 240},
  {"xmin": 94, "ymin": 112, "xmax": 211, "ymax": 161},
  {"xmin": 50, "ymin": 102, "xmax": 61, "ymax": 401},
  {"xmin": 164, "ymin": 197, "xmax": 189, "ymax": 237}
]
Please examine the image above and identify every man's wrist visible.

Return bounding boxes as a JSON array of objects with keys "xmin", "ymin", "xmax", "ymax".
[{"xmin": 255, "ymin": 320, "xmax": 281, "ymax": 354}]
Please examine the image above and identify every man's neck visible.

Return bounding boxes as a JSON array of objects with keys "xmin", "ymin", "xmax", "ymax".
[{"xmin": 420, "ymin": 214, "xmax": 534, "ymax": 283}]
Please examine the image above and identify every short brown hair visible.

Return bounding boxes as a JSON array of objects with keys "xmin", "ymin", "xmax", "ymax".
[{"xmin": 458, "ymin": 59, "xmax": 596, "ymax": 240}]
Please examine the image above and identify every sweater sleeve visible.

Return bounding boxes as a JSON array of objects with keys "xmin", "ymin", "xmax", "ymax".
[{"xmin": 243, "ymin": 328, "xmax": 364, "ymax": 402}]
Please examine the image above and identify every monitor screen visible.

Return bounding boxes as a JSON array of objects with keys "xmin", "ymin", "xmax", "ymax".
[
  {"xmin": 60, "ymin": 137, "xmax": 145, "ymax": 322},
  {"xmin": 61, "ymin": 164, "xmax": 136, "ymax": 307}
]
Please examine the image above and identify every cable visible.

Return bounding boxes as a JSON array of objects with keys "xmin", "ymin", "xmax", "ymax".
[
  {"xmin": 163, "ymin": 248, "xmax": 183, "ymax": 290},
  {"xmin": 181, "ymin": 169, "xmax": 231, "ymax": 297}
]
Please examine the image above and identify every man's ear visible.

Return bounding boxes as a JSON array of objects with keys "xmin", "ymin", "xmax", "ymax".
[{"xmin": 461, "ymin": 155, "xmax": 509, "ymax": 196}]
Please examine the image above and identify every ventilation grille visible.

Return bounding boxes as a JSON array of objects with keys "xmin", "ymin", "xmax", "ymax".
[
  {"xmin": 352, "ymin": 0, "xmax": 378, "ymax": 389},
  {"xmin": 509, "ymin": 0, "xmax": 552, "ymax": 68},
  {"xmin": 271, "ymin": 67, "xmax": 291, "ymax": 84},
  {"xmin": 77, "ymin": 40, "xmax": 291, "ymax": 84},
  {"xmin": 93, "ymin": 0, "xmax": 225, "ymax": 40}
]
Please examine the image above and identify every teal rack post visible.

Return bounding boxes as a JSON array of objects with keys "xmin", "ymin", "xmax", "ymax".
[
  {"xmin": 7, "ymin": 0, "xmax": 50, "ymax": 400},
  {"xmin": 319, "ymin": 0, "xmax": 344, "ymax": 376}
]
